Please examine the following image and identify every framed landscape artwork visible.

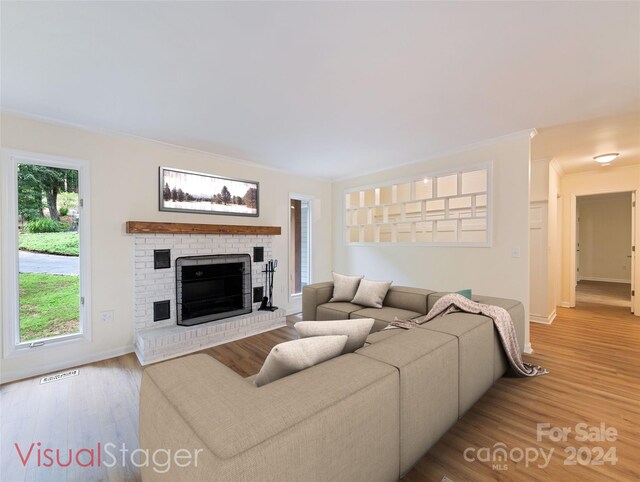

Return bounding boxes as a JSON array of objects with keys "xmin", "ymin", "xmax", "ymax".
[{"xmin": 159, "ymin": 167, "xmax": 259, "ymax": 217}]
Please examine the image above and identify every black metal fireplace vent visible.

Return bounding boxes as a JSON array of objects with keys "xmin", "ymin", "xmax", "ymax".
[{"xmin": 175, "ymin": 254, "xmax": 252, "ymax": 326}]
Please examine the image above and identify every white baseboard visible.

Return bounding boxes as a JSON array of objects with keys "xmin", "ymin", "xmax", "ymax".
[
  {"xmin": 559, "ymin": 301, "xmax": 572, "ymax": 308},
  {"xmin": 0, "ymin": 345, "xmax": 135, "ymax": 385},
  {"xmin": 579, "ymin": 277, "xmax": 631, "ymax": 284},
  {"xmin": 530, "ymin": 310, "xmax": 556, "ymax": 325},
  {"xmin": 524, "ymin": 342, "xmax": 533, "ymax": 354}
]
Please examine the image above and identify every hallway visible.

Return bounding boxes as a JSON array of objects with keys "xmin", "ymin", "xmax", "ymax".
[{"xmin": 576, "ymin": 280, "xmax": 632, "ymax": 308}]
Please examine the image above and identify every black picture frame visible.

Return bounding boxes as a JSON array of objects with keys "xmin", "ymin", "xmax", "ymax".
[{"xmin": 159, "ymin": 167, "xmax": 259, "ymax": 217}]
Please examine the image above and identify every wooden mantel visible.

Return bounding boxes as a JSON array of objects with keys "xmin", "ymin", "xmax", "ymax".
[{"xmin": 126, "ymin": 221, "xmax": 281, "ymax": 236}]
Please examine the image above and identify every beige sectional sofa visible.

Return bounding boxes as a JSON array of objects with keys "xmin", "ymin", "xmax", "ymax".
[{"xmin": 139, "ymin": 282, "xmax": 525, "ymax": 481}]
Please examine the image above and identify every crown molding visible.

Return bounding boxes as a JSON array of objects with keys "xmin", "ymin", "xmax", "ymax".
[
  {"xmin": 333, "ymin": 128, "xmax": 536, "ymax": 182},
  {"xmin": 0, "ymin": 109, "xmax": 330, "ymax": 182},
  {"xmin": 2, "ymin": 109, "xmax": 536, "ymax": 184}
]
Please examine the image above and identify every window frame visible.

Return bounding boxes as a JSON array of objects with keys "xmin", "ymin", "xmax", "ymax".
[
  {"xmin": 344, "ymin": 162, "xmax": 493, "ymax": 247},
  {"xmin": 1, "ymin": 149, "xmax": 92, "ymax": 357}
]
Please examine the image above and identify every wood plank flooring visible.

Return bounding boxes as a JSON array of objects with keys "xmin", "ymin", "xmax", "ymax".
[
  {"xmin": 0, "ymin": 322, "xmax": 298, "ymax": 482},
  {"xmin": 403, "ymin": 301, "xmax": 640, "ymax": 481},
  {"xmin": 576, "ymin": 280, "xmax": 632, "ymax": 308},
  {"xmin": 1, "ymin": 306, "xmax": 638, "ymax": 481}
]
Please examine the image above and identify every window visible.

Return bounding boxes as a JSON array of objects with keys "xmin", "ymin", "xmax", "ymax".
[
  {"xmin": 344, "ymin": 163, "xmax": 492, "ymax": 246},
  {"xmin": 2, "ymin": 151, "xmax": 91, "ymax": 355},
  {"xmin": 289, "ymin": 195, "xmax": 312, "ymax": 296}
]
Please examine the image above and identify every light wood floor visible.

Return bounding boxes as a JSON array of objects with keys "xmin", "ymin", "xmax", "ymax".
[
  {"xmin": 576, "ymin": 280, "xmax": 632, "ymax": 308},
  {"xmin": 2, "ymin": 306, "xmax": 639, "ymax": 481},
  {"xmin": 403, "ymin": 301, "xmax": 640, "ymax": 481}
]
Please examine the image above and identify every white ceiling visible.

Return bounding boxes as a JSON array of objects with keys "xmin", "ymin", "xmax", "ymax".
[
  {"xmin": 2, "ymin": 2, "xmax": 639, "ymax": 180},
  {"xmin": 532, "ymin": 111, "xmax": 640, "ymax": 174}
]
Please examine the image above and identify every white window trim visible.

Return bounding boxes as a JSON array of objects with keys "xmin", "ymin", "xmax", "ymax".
[
  {"xmin": 344, "ymin": 161, "xmax": 493, "ymax": 248},
  {"xmin": 1, "ymin": 149, "xmax": 92, "ymax": 357},
  {"xmin": 288, "ymin": 193, "xmax": 313, "ymax": 300}
]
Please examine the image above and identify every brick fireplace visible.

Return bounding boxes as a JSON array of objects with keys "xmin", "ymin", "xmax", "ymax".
[
  {"xmin": 176, "ymin": 254, "xmax": 252, "ymax": 326},
  {"xmin": 128, "ymin": 222, "xmax": 286, "ymax": 365}
]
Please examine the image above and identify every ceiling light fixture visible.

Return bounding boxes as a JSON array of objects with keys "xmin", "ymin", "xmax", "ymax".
[{"xmin": 593, "ymin": 153, "xmax": 619, "ymax": 164}]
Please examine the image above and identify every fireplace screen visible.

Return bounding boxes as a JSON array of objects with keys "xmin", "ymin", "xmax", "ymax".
[{"xmin": 176, "ymin": 254, "xmax": 252, "ymax": 326}]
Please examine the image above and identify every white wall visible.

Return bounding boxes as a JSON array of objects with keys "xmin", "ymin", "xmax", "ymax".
[
  {"xmin": 560, "ymin": 164, "xmax": 640, "ymax": 312},
  {"xmin": 332, "ymin": 134, "xmax": 532, "ymax": 351},
  {"xmin": 577, "ymin": 194, "xmax": 632, "ymax": 283},
  {"xmin": 0, "ymin": 112, "xmax": 333, "ymax": 383}
]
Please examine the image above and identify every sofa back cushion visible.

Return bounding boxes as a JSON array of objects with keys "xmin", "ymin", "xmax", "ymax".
[
  {"xmin": 329, "ymin": 272, "xmax": 364, "ymax": 302},
  {"xmin": 351, "ymin": 279, "xmax": 392, "ymax": 308},
  {"xmin": 384, "ymin": 286, "xmax": 434, "ymax": 314},
  {"xmin": 295, "ymin": 318, "xmax": 375, "ymax": 354},
  {"xmin": 254, "ymin": 335, "xmax": 347, "ymax": 387}
]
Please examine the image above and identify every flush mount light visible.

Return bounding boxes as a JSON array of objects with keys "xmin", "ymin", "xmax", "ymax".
[{"xmin": 593, "ymin": 153, "xmax": 619, "ymax": 164}]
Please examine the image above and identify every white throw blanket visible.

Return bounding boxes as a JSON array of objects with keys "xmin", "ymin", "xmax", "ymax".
[{"xmin": 388, "ymin": 293, "xmax": 548, "ymax": 377}]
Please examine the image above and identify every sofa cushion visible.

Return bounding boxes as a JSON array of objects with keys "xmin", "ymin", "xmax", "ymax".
[
  {"xmin": 417, "ymin": 313, "xmax": 493, "ymax": 417},
  {"xmin": 365, "ymin": 329, "xmax": 402, "ymax": 345},
  {"xmin": 383, "ymin": 286, "xmax": 434, "ymax": 314},
  {"xmin": 329, "ymin": 272, "xmax": 363, "ymax": 302},
  {"xmin": 295, "ymin": 318, "xmax": 375, "ymax": 354},
  {"xmin": 317, "ymin": 302, "xmax": 365, "ymax": 320},
  {"xmin": 472, "ymin": 295, "xmax": 521, "ymax": 310},
  {"xmin": 356, "ymin": 328, "xmax": 458, "ymax": 474},
  {"xmin": 351, "ymin": 279, "xmax": 392, "ymax": 308},
  {"xmin": 254, "ymin": 335, "xmax": 348, "ymax": 387},
  {"xmin": 142, "ymin": 352, "xmax": 400, "ymax": 477},
  {"xmin": 428, "ymin": 292, "xmax": 520, "ymax": 313},
  {"xmin": 426, "ymin": 292, "xmax": 525, "ymax": 380},
  {"xmin": 351, "ymin": 307, "xmax": 423, "ymax": 333}
]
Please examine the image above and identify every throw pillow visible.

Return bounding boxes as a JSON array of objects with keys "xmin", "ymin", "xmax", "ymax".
[
  {"xmin": 351, "ymin": 279, "xmax": 392, "ymax": 308},
  {"xmin": 329, "ymin": 272, "xmax": 364, "ymax": 302},
  {"xmin": 254, "ymin": 335, "xmax": 348, "ymax": 387},
  {"xmin": 456, "ymin": 289, "xmax": 473, "ymax": 299},
  {"xmin": 294, "ymin": 318, "xmax": 375, "ymax": 354}
]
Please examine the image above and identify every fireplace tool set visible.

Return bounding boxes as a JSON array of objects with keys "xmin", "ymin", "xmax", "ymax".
[{"xmin": 259, "ymin": 259, "xmax": 278, "ymax": 312}]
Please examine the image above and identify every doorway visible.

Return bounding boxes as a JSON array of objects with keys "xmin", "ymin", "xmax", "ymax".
[
  {"xmin": 289, "ymin": 194, "xmax": 312, "ymax": 297},
  {"xmin": 575, "ymin": 192, "xmax": 633, "ymax": 309}
]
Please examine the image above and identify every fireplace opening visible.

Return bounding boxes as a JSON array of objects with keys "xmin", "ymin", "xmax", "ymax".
[{"xmin": 176, "ymin": 254, "xmax": 252, "ymax": 326}]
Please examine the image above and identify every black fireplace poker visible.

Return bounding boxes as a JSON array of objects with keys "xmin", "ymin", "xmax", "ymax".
[{"xmin": 259, "ymin": 259, "xmax": 278, "ymax": 312}]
